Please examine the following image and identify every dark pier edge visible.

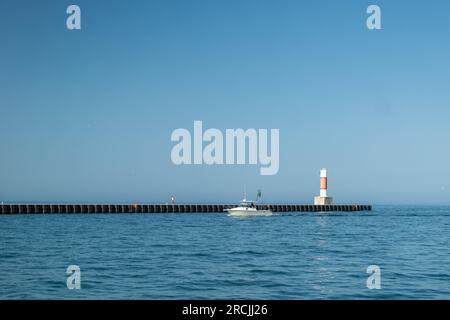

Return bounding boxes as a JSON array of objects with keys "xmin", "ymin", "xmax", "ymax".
[{"xmin": 0, "ymin": 204, "xmax": 372, "ymax": 214}]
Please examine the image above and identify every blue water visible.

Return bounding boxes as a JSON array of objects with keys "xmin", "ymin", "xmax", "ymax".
[{"xmin": 1, "ymin": 206, "xmax": 450, "ymax": 299}]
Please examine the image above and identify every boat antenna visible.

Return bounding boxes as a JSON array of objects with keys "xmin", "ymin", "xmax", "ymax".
[{"xmin": 244, "ymin": 184, "xmax": 247, "ymax": 200}]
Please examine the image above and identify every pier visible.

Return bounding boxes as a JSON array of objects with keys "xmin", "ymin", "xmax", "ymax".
[{"xmin": 0, "ymin": 203, "xmax": 371, "ymax": 214}]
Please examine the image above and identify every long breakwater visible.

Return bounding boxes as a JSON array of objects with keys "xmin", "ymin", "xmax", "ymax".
[{"xmin": 0, "ymin": 203, "xmax": 371, "ymax": 214}]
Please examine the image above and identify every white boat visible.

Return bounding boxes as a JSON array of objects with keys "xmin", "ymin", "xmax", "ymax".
[
  {"xmin": 226, "ymin": 199, "xmax": 272, "ymax": 217},
  {"xmin": 226, "ymin": 186, "xmax": 272, "ymax": 217},
  {"xmin": 226, "ymin": 188, "xmax": 272, "ymax": 217}
]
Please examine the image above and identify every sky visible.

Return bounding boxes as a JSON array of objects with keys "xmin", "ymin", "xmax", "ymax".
[{"xmin": 1, "ymin": 0, "xmax": 450, "ymax": 204}]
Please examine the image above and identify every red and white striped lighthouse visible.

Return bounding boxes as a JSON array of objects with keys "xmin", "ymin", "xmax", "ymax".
[
  {"xmin": 320, "ymin": 168, "xmax": 327, "ymax": 197},
  {"xmin": 314, "ymin": 168, "xmax": 333, "ymax": 205}
]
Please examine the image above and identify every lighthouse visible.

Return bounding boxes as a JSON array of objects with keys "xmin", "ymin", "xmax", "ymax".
[{"xmin": 314, "ymin": 168, "xmax": 333, "ymax": 205}]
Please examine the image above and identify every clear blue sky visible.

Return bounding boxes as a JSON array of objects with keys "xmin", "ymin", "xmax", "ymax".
[{"xmin": 1, "ymin": 0, "xmax": 449, "ymax": 204}]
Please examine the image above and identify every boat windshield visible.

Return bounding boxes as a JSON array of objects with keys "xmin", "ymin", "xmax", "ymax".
[{"xmin": 240, "ymin": 201, "xmax": 255, "ymax": 208}]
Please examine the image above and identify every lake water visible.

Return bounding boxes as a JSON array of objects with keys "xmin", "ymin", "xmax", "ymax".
[{"xmin": 1, "ymin": 206, "xmax": 449, "ymax": 299}]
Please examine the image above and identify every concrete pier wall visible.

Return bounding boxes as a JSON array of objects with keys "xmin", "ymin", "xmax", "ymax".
[{"xmin": 0, "ymin": 203, "xmax": 371, "ymax": 214}]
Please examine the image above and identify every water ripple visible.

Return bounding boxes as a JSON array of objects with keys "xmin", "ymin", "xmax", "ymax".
[{"xmin": 1, "ymin": 206, "xmax": 450, "ymax": 299}]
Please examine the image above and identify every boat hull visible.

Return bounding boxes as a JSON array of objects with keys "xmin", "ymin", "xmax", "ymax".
[{"xmin": 226, "ymin": 208, "xmax": 272, "ymax": 217}]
